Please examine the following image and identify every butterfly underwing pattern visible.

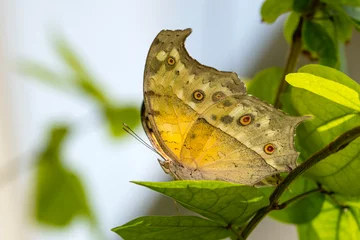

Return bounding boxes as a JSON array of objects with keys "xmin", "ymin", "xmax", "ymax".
[{"xmin": 141, "ymin": 28, "xmax": 308, "ymax": 185}]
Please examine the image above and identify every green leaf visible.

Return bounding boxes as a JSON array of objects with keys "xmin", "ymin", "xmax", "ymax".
[
  {"xmin": 298, "ymin": 198, "xmax": 360, "ymax": 239},
  {"xmin": 261, "ymin": 0, "xmax": 294, "ymax": 23},
  {"xmin": 340, "ymin": 0, "xmax": 360, "ymax": 6},
  {"xmin": 321, "ymin": 0, "xmax": 360, "ymax": 6},
  {"xmin": 269, "ymin": 177, "xmax": 325, "ymax": 224},
  {"xmin": 54, "ymin": 38, "xmax": 110, "ymax": 105},
  {"xmin": 104, "ymin": 105, "xmax": 140, "ymax": 137},
  {"xmin": 306, "ymin": 138, "xmax": 360, "ymax": 196},
  {"xmin": 343, "ymin": 6, "xmax": 360, "ymax": 20},
  {"xmin": 286, "ymin": 64, "xmax": 360, "ymax": 196},
  {"xmin": 133, "ymin": 181, "xmax": 268, "ymax": 226},
  {"xmin": 284, "ymin": 12, "xmax": 301, "ymax": 44},
  {"xmin": 333, "ymin": 8, "xmax": 354, "ymax": 42},
  {"xmin": 302, "ymin": 20, "xmax": 338, "ymax": 67},
  {"xmin": 34, "ymin": 126, "xmax": 93, "ymax": 226},
  {"xmin": 35, "ymin": 163, "xmax": 92, "ymax": 226},
  {"xmin": 19, "ymin": 61, "xmax": 70, "ymax": 88},
  {"xmin": 247, "ymin": 67, "xmax": 283, "ymax": 105},
  {"xmin": 286, "ymin": 73, "xmax": 360, "ymax": 111},
  {"xmin": 293, "ymin": 0, "xmax": 313, "ymax": 12},
  {"xmin": 343, "ymin": 6, "xmax": 360, "ymax": 30},
  {"xmin": 112, "ymin": 216, "xmax": 234, "ymax": 240}
]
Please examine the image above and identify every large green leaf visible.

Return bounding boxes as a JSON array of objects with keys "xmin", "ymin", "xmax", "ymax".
[
  {"xmin": 112, "ymin": 216, "xmax": 235, "ymax": 240},
  {"xmin": 286, "ymin": 73, "xmax": 360, "ymax": 111},
  {"xmin": 261, "ymin": 0, "xmax": 294, "ymax": 23},
  {"xmin": 34, "ymin": 126, "xmax": 93, "ymax": 226},
  {"xmin": 247, "ymin": 67, "xmax": 283, "ymax": 105},
  {"xmin": 302, "ymin": 20, "xmax": 338, "ymax": 67},
  {"xmin": 268, "ymin": 177, "xmax": 325, "ymax": 224},
  {"xmin": 298, "ymin": 197, "xmax": 360, "ymax": 239},
  {"xmin": 285, "ymin": 64, "xmax": 360, "ymax": 196},
  {"xmin": 133, "ymin": 181, "xmax": 268, "ymax": 226}
]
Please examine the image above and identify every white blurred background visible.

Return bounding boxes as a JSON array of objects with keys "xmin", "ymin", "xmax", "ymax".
[{"xmin": 1, "ymin": 1, "xmax": 359, "ymax": 239}]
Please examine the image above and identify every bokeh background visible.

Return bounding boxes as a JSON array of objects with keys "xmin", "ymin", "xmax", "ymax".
[{"xmin": 1, "ymin": 1, "xmax": 359, "ymax": 239}]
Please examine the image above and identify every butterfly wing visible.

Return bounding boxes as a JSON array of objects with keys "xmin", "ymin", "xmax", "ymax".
[
  {"xmin": 179, "ymin": 95, "xmax": 308, "ymax": 185},
  {"xmin": 143, "ymin": 28, "xmax": 308, "ymax": 185},
  {"xmin": 143, "ymin": 29, "xmax": 246, "ymax": 160}
]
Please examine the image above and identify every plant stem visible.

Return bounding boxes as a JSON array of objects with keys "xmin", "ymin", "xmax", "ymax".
[
  {"xmin": 274, "ymin": 17, "xmax": 303, "ymax": 109},
  {"xmin": 240, "ymin": 126, "xmax": 360, "ymax": 239},
  {"xmin": 277, "ymin": 187, "xmax": 323, "ymax": 209}
]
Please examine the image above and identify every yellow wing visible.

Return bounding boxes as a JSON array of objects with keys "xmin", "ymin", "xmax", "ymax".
[
  {"xmin": 143, "ymin": 29, "xmax": 246, "ymax": 161},
  {"xmin": 179, "ymin": 95, "xmax": 308, "ymax": 184}
]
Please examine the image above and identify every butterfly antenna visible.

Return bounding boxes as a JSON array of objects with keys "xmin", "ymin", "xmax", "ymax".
[{"xmin": 123, "ymin": 123, "xmax": 158, "ymax": 154}]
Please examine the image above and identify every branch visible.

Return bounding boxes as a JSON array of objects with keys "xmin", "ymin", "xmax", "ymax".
[
  {"xmin": 277, "ymin": 187, "xmax": 323, "ymax": 209},
  {"xmin": 240, "ymin": 125, "xmax": 360, "ymax": 239},
  {"xmin": 274, "ymin": 17, "xmax": 303, "ymax": 108}
]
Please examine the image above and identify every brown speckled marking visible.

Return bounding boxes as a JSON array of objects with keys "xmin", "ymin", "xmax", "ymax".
[
  {"xmin": 223, "ymin": 99, "xmax": 232, "ymax": 107},
  {"xmin": 220, "ymin": 115, "xmax": 234, "ymax": 124},
  {"xmin": 190, "ymin": 133, "xmax": 196, "ymax": 139},
  {"xmin": 211, "ymin": 114, "xmax": 217, "ymax": 121},
  {"xmin": 150, "ymin": 58, "xmax": 162, "ymax": 72}
]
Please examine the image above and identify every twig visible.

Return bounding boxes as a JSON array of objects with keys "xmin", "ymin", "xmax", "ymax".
[
  {"xmin": 274, "ymin": 17, "xmax": 303, "ymax": 108},
  {"xmin": 240, "ymin": 126, "xmax": 360, "ymax": 239},
  {"xmin": 277, "ymin": 187, "xmax": 323, "ymax": 209}
]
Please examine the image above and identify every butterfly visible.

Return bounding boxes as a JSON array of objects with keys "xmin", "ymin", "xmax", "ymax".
[{"xmin": 141, "ymin": 28, "xmax": 308, "ymax": 186}]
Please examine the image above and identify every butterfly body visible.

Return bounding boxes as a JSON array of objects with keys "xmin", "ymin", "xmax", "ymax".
[{"xmin": 142, "ymin": 29, "xmax": 307, "ymax": 185}]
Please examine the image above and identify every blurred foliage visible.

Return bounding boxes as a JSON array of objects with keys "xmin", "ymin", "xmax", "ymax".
[
  {"xmin": 247, "ymin": 67, "xmax": 283, "ymax": 105},
  {"xmin": 35, "ymin": 126, "xmax": 94, "ymax": 226},
  {"xmin": 20, "ymin": 36, "xmax": 141, "ymax": 231},
  {"xmin": 19, "ymin": 0, "xmax": 360, "ymax": 239},
  {"xmin": 20, "ymin": 37, "xmax": 141, "ymax": 138}
]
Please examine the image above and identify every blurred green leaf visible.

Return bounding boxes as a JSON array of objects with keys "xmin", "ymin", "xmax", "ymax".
[
  {"xmin": 343, "ymin": 6, "xmax": 360, "ymax": 30},
  {"xmin": 112, "ymin": 216, "xmax": 235, "ymax": 240},
  {"xmin": 339, "ymin": 0, "xmax": 360, "ymax": 6},
  {"xmin": 35, "ymin": 126, "xmax": 93, "ymax": 226},
  {"xmin": 286, "ymin": 64, "xmax": 360, "ymax": 196},
  {"xmin": 333, "ymin": 8, "xmax": 354, "ymax": 42},
  {"xmin": 269, "ymin": 177, "xmax": 325, "ymax": 224},
  {"xmin": 247, "ymin": 67, "xmax": 283, "ymax": 105},
  {"xmin": 338, "ymin": 42, "xmax": 348, "ymax": 72},
  {"xmin": 302, "ymin": 20, "xmax": 338, "ymax": 67},
  {"xmin": 104, "ymin": 106, "xmax": 140, "ymax": 137},
  {"xmin": 322, "ymin": 0, "xmax": 360, "ymax": 6},
  {"xmin": 133, "ymin": 181, "xmax": 268, "ymax": 226},
  {"xmin": 261, "ymin": 0, "xmax": 294, "ymax": 23},
  {"xmin": 284, "ymin": 12, "xmax": 301, "ymax": 44},
  {"xmin": 298, "ymin": 197, "xmax": 360, "ymax": 239},
  {"xmin": 54, "ymin": 38, "xmax": 110, "ymax": 105},
  {"xmin": 343, "ymin": 6, "xmax": 360, "ymax": 20},
  {"xmin": 19, "ymin": 60, "xmax": 70, "ymax": 88},
  {"xmin": 293, "ymin": 0, "xmax": 314, "ymax": 13}
]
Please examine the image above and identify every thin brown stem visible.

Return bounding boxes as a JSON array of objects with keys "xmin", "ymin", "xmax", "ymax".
[
  {"xmin": 274, "ymin": 17, "xmax": 303, "ymax": 109},
  {"xmin": 240, "ymin": 126, "xmax": 360, "ymax": 239},
  {"xmin": 277, "ymin": 187, "xmax": 323, "ymax": 209}
]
